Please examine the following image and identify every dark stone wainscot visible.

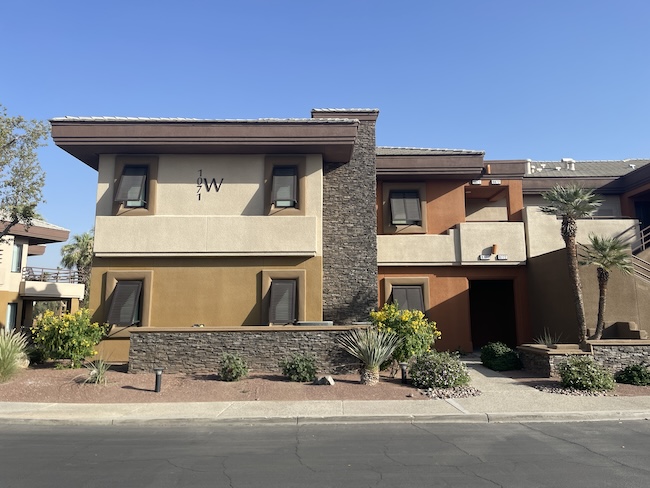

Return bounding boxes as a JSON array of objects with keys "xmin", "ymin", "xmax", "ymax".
[
  {"xmin": 518, "ymin": 341, "xmax": 650, "ymax": 377},
  {"xmin": 128, "ymin": 326, "xmax": 363, "ymax": 374}
]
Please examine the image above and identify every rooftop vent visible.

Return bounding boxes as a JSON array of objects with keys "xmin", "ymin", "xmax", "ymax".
[{"xmin": 561, "ymin": 158, "xmax": 576, "ymax": 171}]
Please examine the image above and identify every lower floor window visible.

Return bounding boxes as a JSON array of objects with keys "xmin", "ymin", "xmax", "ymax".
[
  {"xmin": 269, "ymin": 279, "xmax": 297, "ymax": 324},
  {"xmin": 391, "ymin": 285, "xmax": 425, "ymax": 312},
  {"xmin": 5, "ymin": 303, "xmax": 17, "ymax": 331},
  {"xmin": 106, "ymin": 281, "xmax": 143, "ymax": 326}
]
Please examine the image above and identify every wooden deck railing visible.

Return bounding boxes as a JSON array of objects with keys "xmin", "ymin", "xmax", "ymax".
[{"xmin": 21, "ymin": 267, "xmax": 83, "ymax": 284}]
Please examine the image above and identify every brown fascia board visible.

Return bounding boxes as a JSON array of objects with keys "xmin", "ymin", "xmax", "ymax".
[
  {"xmin": 28, "ymin": 245, "xmax": 46, "ymax": 256},
  {"xmin": 523, "ymin": 177, "xmax": 625, "ymax": 194},
  {"xmin": 484, "ymin": 160, "xmax": 527, "ymax": 178},
  {"xmin": 376, "ymin": 154, "xmax": 485, "ymax": 179},
  {"xmin": 614, "ymin": 164, "xmax": 650, "ymax": 194},
  {"xmin": 3, "ymin": 222, "xmax": 70, "ymax": 245},
  {"xmin": 51, "ymin": 119, "xmax": 359, "ymax": 170}
]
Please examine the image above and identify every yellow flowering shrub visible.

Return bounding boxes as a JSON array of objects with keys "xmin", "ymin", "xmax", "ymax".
[
  {"xmin": 31, "ymin": 309, "xmax": 107, "ymax": 368},
  {"xmin": 370, "ymin": 303, "xmax": 441, "ymax": 363}
]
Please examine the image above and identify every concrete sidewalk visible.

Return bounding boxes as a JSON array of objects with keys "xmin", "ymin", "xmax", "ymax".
[{"xmin": 2, "ymin": 362, "xmax": 650, "ymax": 425}]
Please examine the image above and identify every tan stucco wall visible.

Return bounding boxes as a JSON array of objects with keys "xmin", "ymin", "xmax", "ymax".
[
  {"xmin": 527, "ymin": 248, "xmax": 649, "ymax": 342},
  {"xmin": 0, "ymin": 236, "xmax": 27, "ymax": 293},
  {"xmin": 378, "ymin": 266, "xmax": 530, "ymax": 353},
  {"xmin": 465, "ymin": 199, "xmax": 508, "ymax": 221},
  {"xmin": 524, "ymin": 195, "xmax": 623, "ymax": 219},
  {"xmin": 89, "ymin": 256, "xmax": 323, "ymax": 328},
  {"xmin": 95, "ymin": 154, "xmax": 323, "ymax": 256},
  {"xmin": 0, "ymin": 291, "xmax": 21, "ymax": 330},
  {"xmin": 524, "ymin": 206, "xmax": 640, "ymax": 258}
]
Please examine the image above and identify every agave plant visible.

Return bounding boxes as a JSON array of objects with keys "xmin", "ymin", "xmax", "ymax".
[
  {"xmin": 0, "ymin": 329, "xmax": 29, "ymax": 383},
  {"xmin": 337, "ymin": 327, "xmax": 401, "ymax": 385}
]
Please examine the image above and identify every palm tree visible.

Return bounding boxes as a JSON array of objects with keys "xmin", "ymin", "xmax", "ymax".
[
  {"xmin": 581, "ymin": 234, "xmax": 633, "ymax": 340},
  {"xmin": 60, "ymin": 230, "xmax": 94, "ymax": 306},
  {"xmin": 541, "ymin": 185, "xmax": 602, "ymax": 344}
]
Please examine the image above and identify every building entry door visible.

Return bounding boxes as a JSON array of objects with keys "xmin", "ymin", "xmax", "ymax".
[{"xmin": 469, "ymin": 279, "xmax": 517, "ymax": 350}]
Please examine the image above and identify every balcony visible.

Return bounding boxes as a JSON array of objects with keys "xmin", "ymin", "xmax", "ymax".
[
  {"xmin": 377, "ymin": 222, "xmax": 527, "ymax": 266},
  {"xmin": 20, "ymin": 267, "xmax": 85, "ymax": 300}
]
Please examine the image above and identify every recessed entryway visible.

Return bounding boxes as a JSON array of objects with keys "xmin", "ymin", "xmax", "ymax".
[{"xmin": 469, "ymin": 279, "xmax": 517, "ymax": 349}]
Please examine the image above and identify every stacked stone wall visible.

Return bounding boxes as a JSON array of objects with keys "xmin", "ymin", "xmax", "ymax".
[
  {"xmin": 322, "ymin": 116, "xmax": 378, "ymax": 323},
  {"xmin": 129, "ymin": 329, "xmax": 360, "ymax": 374}
]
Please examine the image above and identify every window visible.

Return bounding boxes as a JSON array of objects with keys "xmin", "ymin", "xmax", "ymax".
[
  {"xmin": 390, "ymin": 190, "xmax": 422, "ymax": 225},
  {"xmin": 381, "ymin": 182, "xmax": 427, "ymax": 234},
  {"xmin": 271, "ymin": 166, "xmax": 298, "ymax": 208},
  {"xmin": 269, "ymin": 279, "xmax": 297, "ymax": 324},
  {"xmin": 11, "ymin": 243, "xmax": 23, "ymax": 273},
  {"xmin": 262, "ymin": 269, "xmax": 306, "ymax": 324},
  {"xmin": 106, "ymin": 280, "xmax": 143, "ymax": 326},
  {"xmin": 115, "ymin": 166, "xmax": 147, "ymax": 208},
  {"xmin": 391, "ymin": 285, "xmax": 425, "ymax": 312},
  {"xmin": 264, "ymin": 156, "xmax": 306, "ymax": 216},
  {"xmin": 383, "ymin": 276, "xmax": 430, "ymax": 313},
  {"xmin": 5, "ymin": 303, "xmax": 17, "ymax": 331},
  {"xmin": 113, "ymin": 156, "xmax": 158, "ymax": 216}
]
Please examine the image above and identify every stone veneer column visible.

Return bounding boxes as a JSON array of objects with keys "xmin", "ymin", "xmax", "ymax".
[{"xmin": 312, "ymin": 109, "xmax": 379, "ymax": 324}]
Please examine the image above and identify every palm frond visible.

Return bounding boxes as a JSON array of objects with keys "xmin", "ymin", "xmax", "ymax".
[
  {"xmin": 581, "ymin": 234, "xmax": 633, "ymax": 274},
  {"xmin": 541, "ymin": 185, "xmax": 602, "ymax": 219}
]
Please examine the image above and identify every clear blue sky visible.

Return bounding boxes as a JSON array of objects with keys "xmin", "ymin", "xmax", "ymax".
[{"xmin": 2, "ymin": 1, "xmax": 649, "ymax": 268}]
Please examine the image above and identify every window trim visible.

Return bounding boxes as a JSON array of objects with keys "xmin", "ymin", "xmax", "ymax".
[
  {"xmin": 112, "ymin": 156, "xmax": 158, "ymax": 216},
  {"xmin": 383, "ymin": 276, "xmax": 430, "ymax": 313},
  {"xmin": 382, "ymin": 182, "xmax": 427, "ymax": 234},
  {"xmin": 261, "ymin": 269, "xmax": 306, "ymax": 324},
  {"xmin": 265, "ymin": 156, "xmax": 306, "ymax": 216},
  {"xmin": 104, "ymin": 270, "xmax": 153, "ymax": 329}
]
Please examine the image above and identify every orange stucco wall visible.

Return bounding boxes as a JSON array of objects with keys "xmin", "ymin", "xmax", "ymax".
[{"xmin": 378, "ymin": 266, "xmax": 530, "ymax": 352}]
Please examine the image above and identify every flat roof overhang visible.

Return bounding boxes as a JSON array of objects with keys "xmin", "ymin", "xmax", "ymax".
[
  {"xmin": 376, "ymin": 154, "xmax": 485, "ymax": 179},
  {"xmin": 4, "ymin": 221, "xmax": 69, "ymax": 245},
  {"xmin": 523, "ymin": 177, "xmax": 625, "ymax": 194},
  {"xmin": 51, "ymin": 119, "xmax": 360, "ymax": 170}
]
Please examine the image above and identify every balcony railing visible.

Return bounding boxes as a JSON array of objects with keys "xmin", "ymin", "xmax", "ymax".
[{"xmin": 22, "ymin": 267, "xmax": 83, "ymax": 284}]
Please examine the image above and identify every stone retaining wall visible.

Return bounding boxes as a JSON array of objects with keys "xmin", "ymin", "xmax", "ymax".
[
  {"xmin": 128, "ymin": 328, "xmax": 361, "ymax": 374},
  {"xmin": 518, "ymin": 342, "xmax": 650, "ymax": 377}
]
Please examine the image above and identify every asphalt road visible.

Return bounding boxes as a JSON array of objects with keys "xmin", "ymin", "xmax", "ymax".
[{"xmin": 1, "ymin": 421, "xmax": 649, "ymax": 487}]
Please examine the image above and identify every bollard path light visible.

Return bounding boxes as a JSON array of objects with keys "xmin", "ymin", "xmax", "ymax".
[{"xmin": 154, "ymin": 367, "xmax": 164, "ymax": 393}]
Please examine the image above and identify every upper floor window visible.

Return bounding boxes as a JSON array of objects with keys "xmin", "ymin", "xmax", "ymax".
[
  {"xmin": 106, "ymin": 280, "xmax": 143, "ymax": 326},
  {"xmin": 11, "ymin": 243, "xmax": 23, "ymax": 273},
  {"xmin": 271, "ymin": 166, "xmax": 298, "ymax": 208},
  {"xmin": 390, "ymin": 190, "xmax": 422, "ymax": 225},
  {"xmin": 112, "ymin": 156, "xmax": 158, "ymax": 216},
  {"xmin": 381, "ymin": 182, "xmax": 427, "ymax": 234},
  {"xmin": 115, "ymin": 166, "xmax": 148, "ymax": 208},
  {"xmin": 265, "ymin": 156, "xmax": 306, "ymax": 216}
]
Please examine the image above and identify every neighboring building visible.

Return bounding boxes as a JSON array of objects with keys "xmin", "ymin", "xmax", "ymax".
[
  {"xmin": 51, "ymin": 109, "xmax": 650, "ymax": 362},
  {"xmin": 0, "ymin": 219, "xmax": 85, "ymax": 332}
]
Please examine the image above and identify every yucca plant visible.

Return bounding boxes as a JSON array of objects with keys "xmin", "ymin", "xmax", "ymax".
[
  {"xmin": 337, "ymin": 327, "xmax": 401, "ymax": 385},
  {"xmin": 0, "ymin": 329, "xmax": 29, "ymax": 383}
]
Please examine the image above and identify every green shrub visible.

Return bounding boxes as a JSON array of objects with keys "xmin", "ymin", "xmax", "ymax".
[
  {"xmin": 558, "ymin": 356, "xmax": 614, "ymax": 391},
  {"xmin": 409, "ymin": 351, "xmax": 470, "ymax": 389},
  {"xmin": 370, "ymin": 303, "xmax": 441, "ymax": 363},
  {"xmin": 0, "ymin": 329, "xmax": 28, "ymax": 383},
  {"xmin": 279, "ymin": 353, "xmax": 317, "ymax": 382},
  {"xmin": 615, "ymin": 363, "xmax": 650, "ymax": 386},
  {"xmin": 219, "ymin": 353, "xmax": 249, "ymax": 382},
  {"xmin": 31, "ymin": 309, "xmax": 107, "ymax": 368},
  {"xmin": 480, "ymin": 342, "xmax": 522, "ymax": 371},
  {"xmin": 26, "ymin": 345, "xmax": 46, "ymax": 365}
]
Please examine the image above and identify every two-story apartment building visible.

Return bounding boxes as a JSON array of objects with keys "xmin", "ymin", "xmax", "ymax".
[
  {"xmin": 51, "ymin": 109, "xmax": 650, "ymax": 362},
  {"xmin": 0, "ymin": 219, "xmax": 85, "ymax": 332}
]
